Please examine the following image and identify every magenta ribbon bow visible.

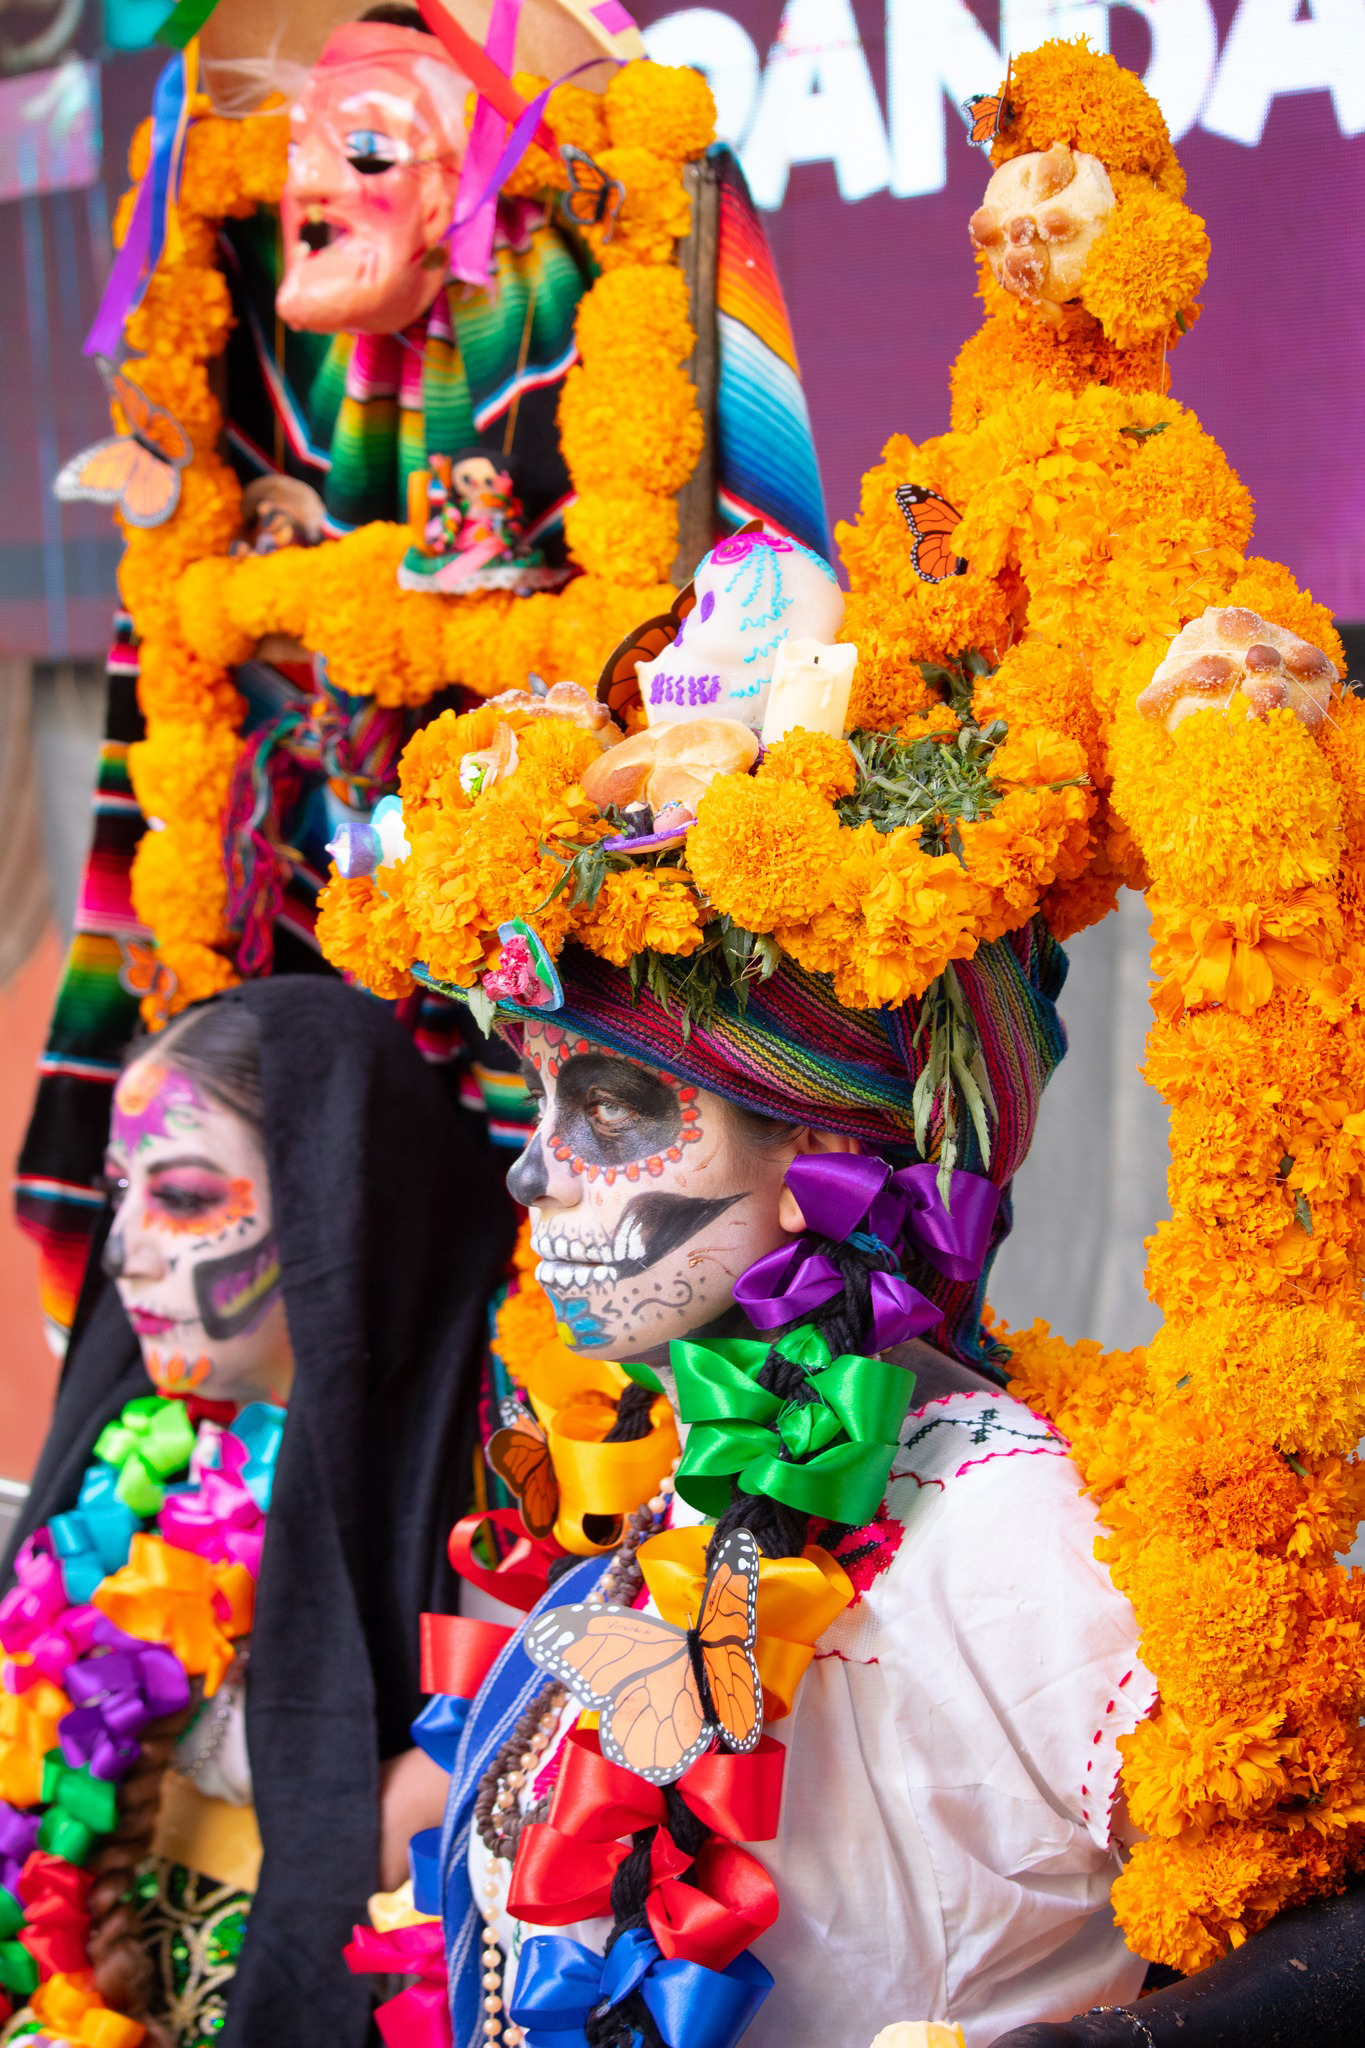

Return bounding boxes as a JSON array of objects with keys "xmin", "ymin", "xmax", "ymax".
[
  {"xmin": 158, "ymin": 1435, "xmax": 266, "ymax": 1578},
  {"xmin": 0, "ymin": 1536, "xmax": 69, "ymax": 1656},
  {"xmin": 58, "ymin": 1639, "xmax": 191, "ymax": 1782},
  {"xmin": 4, "ymin": 1606, "xmax": 147, "ymax": 1701},
  {"xmin": 345, "ymin": 1921, "xmax": 451, "ymax": 2048},
  {"xmin": 732, "ymin": 1155, "xmax": 1000, "ymax": 1352}
]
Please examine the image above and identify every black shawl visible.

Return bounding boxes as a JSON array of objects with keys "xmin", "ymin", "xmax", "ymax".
[{"xmin": 3, "ymin": 977, "xmax": 516, "ymax": 2047}]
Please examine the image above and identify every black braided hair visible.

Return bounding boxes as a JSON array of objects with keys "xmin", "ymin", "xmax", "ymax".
[{"xmin": 584, "ymin": 1222, "xmax": 896, "ymax": 2039}]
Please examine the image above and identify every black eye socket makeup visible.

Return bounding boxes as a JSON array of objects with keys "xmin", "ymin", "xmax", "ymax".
[{"xmin": 549, "ymin": 1053, "xmax": 682, "ymax": 1169}]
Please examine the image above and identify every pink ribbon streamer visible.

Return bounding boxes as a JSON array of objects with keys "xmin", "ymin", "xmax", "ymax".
[{"xmin": 447, "ymin": 0, "xmax": 523, "ymax": 287}]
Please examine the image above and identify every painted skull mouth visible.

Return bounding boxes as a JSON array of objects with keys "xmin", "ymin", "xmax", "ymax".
[{"xmin": 531, "ymin": 1191, "xmax": 742, "ymax": 1293}]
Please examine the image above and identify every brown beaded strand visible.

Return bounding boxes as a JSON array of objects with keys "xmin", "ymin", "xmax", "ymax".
[{"xmin": 473, "ymin": 1463, "xmax": 678, "ymax": 2047}]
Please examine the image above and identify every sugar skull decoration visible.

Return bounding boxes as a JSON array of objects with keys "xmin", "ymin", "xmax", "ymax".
[
  {"xmin": 635, "ymin": 530, "xmax": 845, "ymax": 735},
  {"xmin": 398, "ymin": 448, "xmax": 568, "ymax": 595},
  {"xmin": 968, "ymin": 143, "xmax": 1115, "ymax": 312},
  {"xmin": 1137, "ymin": 606, "xmax": 1337, "ymax": 733},
  {"xmin": 276, "ymin": 19, "xmax": 472, "ymax": 335}
]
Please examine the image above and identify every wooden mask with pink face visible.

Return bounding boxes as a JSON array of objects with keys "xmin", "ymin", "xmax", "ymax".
[{"xmin": 277, "ymin": 20, "xmax": 472, "ymax": 336}]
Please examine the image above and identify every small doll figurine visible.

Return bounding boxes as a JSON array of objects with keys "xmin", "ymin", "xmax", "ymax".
[{"xmin": 399, "ymin": 445, "xmax": 569, "ymax": 595}]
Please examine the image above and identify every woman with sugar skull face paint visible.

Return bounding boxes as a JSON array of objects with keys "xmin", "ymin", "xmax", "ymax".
[
  {"xmin": 2, "ymin": 978, "xmax": 514, "ymax": 2048},
  {"xmin": 333, "ymin": 914, "xmax": 1159, "ymax": 2048}
]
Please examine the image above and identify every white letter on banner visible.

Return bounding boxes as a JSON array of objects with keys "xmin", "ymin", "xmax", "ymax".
[
  {"xmin": 740, "ymin": 0, "xmax": 893, "ymax": 208},
  {"xmin": 1107, "ymin": 0, "xmax": 1219, "ymax": 141},
  {"xmin": 643, "ymin": 9, "xmax": 764, "ymax": 147},
  {"xmin": 1203, "ymin": 0, "xmax": 1365, "ymax": 145}
]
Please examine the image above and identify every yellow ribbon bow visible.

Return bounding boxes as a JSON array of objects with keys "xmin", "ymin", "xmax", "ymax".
[
  {"xmin": 541, "ymin": 1390, "xmax": 681, "ymax": 1556},
  {"xmin": 0, "ymin": 1670, "xmax": 71, "ymax": 1807},
  {"xmin": 31, "ymin": 1973, "xmax": 147, "ymax": 2047},
  {"xmin": 93, "ymin": 1534, "xmax": 254, "ymax": 1694},
  {"xmin": 638, "ymin": 1525, "xmax": 853, "ymax": 1720}
]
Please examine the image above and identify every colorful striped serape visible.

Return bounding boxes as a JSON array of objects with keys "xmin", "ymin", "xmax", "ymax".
[
  {"xmin": 711, "ymin": 146, "xmax": 831, "ymax": 558},
  {"xmin": 15, "ymin": 620, "xmax": 146, "ymax": 1344}
]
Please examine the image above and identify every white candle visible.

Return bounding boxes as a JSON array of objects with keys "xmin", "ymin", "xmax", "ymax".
[{"xmin": 761, "ymin": 635, "xmax": 858, "ymax": 745}]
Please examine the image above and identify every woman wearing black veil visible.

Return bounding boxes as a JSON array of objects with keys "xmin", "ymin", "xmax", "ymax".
[{"xmin": 1, "ymin": 976, "xmax": 515, "ymax": 2048}]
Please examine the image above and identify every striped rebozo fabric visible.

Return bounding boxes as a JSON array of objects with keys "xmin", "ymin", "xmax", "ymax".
[
  {"xmin": 310, "ymin": 207, "xmax": 590, "ymax": 535},
  {"xmin": 711, "ymin": 146, "xmax": 831, "ymax": 558},
  {"xmin": 499, "ymin": 920, "xmax": 1069, "ymax": 1374},
  {"xmin": 15, "ymin": 620, "xmax": 147, "ymax": 1344}
]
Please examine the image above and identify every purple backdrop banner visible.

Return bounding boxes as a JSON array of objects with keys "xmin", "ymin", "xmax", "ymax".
[{"xmin": 639, "ymin": 0, "xmax": 1365, "ymax": 621}]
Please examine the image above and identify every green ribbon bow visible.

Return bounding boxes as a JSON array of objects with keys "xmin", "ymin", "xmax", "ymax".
[
  {"xmin": 38, "ymin": 1751, "xmax": 120, "ymax": 1865},
  {"xmin": 0, "ymin": 1938, "xmax": 38, "ymax": 1999},
  {"xmin": 94, "ymin": 1394, "xmax": 197, "ymax": 1515},
  {"xmin": 671, "ymin": 1326, "xmax": 915, "ymax": 1527},
  {"xmin": 0, "ymin": 1886, "xmax": 22, "ymax": 1942}
]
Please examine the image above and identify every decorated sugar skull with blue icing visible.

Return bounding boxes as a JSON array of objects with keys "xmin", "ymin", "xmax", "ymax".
[{"xmin": 637, "ymin": 530, "xmax": 844, "ymax": 734}]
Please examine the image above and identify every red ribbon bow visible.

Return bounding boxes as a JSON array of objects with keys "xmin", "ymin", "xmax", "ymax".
[
  {"xmin": 17, "ymin": 1851, "xmax": 94, "ymax": 1975},
  {"xmin": 345, "ymin": 1920, "xmax": 451, "ymax": 2048},
  {"xmin": 447, "ymin": 1509, "xmax": 564, "ymax": 1614},
  {"xmin": 507, "ymin": 1731, "xmax": 785, "ymax": 1973}
]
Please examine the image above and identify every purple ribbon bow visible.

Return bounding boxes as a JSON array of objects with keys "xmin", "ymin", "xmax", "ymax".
[
  {"xmin": 59, "ymin": 1636, "xmax": 190, "ymax": 1782},
  {"xmin": 158, "ymin": 1433, "xmax": 265, "ymax": 1577},
  {"xmin": 733, "ymin": 1155, "xmax": 1000, "ymax": 1352},
  {"xmin": 0, "ymin": 1802, "xmax": 40, "ymax": 1894}
]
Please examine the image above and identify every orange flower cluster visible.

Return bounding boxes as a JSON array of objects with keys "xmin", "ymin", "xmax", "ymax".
[
  {"xmin": 114, "ymin": 101, "xmax": 285, "ymax": 1022},
  {"xmin": 319, "ymin": 687, "xmax": 1094, "ymax": 1011}
]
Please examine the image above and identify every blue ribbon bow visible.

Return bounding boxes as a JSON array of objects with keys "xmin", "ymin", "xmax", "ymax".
[
  {"xmin": 509, "ymin": 1929, "xmax": 772, "ymax": 2048},
  {"xmin": 48, "ymin": 1466, "xmax": 141, "ymax": 1605}
]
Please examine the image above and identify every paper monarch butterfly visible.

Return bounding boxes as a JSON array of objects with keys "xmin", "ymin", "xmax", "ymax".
[
  {"xmin": 558, "ymin": 143, "xmax": 626, "ymax": 241},
  {"xmin": 960, "ymin": 58, "xmax": 1014, "ymax": 151},
  {"xmin": 114, "ymin": 938, "xmax": 177, "ymax": 1026},
  {"xmin": 487, "ymin": 1399, "xmax": 558, "ymax": 1541},
  {"xmin": 525, "ymin": 1527, "xmax": 763, "ymax": 1786},
  {"xmin": 894, "ymin": 483, "xmax": 969, "ymax": 584},
  {"xmin": 54, "ymin": 357, "xmax": 191, "ymax": 530}
]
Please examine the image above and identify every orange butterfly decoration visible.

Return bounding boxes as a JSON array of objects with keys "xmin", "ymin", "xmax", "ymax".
[
  {"xmin": 894, "ymin": 484, "xmax": 969, "ymax": 584},
  {"xmin": 54, "ymin": 358, "xmax": 190, "ymax": 530},
  {"xmin": 525, "ymin": 1528, "xmax": 763, "ymax": 1786},
  {"xmin": 488, "ymin": 1401, "xmax": 559, "ymax": 1541},
  {"xmin": 115, "ymin": 938, "xmax": 177, "ymax": 1026},
  {"xmin": 961, "ymin": 58, "xmax": 1014, "ymax": 152},
  {"xmin": 559, "ymin": 145, "xmax": 626, "ymax": 242}
]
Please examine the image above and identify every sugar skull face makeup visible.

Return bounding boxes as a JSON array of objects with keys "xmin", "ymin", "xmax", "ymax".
[
  {"xmin": 103, "ymin": 1057, "xmax": 294, "ymax": 1406},
  {"xmin": 276, "ymin": 23, "xmax": 472, "ymax": 336},
  {"xmin": 506, "ymin": 1023, "xmax": 798, "ymax": 1358}
]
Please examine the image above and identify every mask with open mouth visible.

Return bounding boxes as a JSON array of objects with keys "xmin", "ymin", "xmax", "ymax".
[
  {"xmin": 507, "ymin": 1023, "xmax": 803, "ymax": 1358},
  {"xmin": 276, "ymin": 22, "xmax": 472, "ymax": 337}
]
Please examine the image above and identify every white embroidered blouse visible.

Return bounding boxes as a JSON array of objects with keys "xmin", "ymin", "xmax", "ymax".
[{"xmin": 474, "ymin": 1385, "xmax": 1155, "ymax": 2048}]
